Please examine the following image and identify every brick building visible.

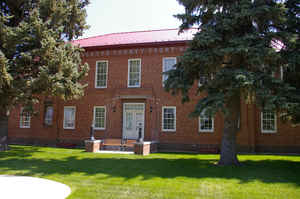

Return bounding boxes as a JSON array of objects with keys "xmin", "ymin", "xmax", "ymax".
[{"xmin": 7, "ymin": 29, "xmax": 300, "ymax": 153}]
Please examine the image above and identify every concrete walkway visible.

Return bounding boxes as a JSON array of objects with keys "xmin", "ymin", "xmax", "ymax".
[
  {"xmin": 0, "ymin": 175, "xmax": 71, "ymax": 199},
  {"xmin": 96, "ymin": 150, "xmax": 134, "ymax": 154}
]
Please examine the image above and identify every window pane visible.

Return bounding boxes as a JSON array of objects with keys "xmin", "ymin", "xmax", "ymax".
[
  {"xmin": 126, "ymin": 112, "xmax": 133, "ymax": 130},
  {"xmin": 128, "ymin": 60, "xmax": 141, "ymax": 87},
  {"xmin": 20, "ymin": 109, "xmax": 31, "ymax": 128},
  {"xmin": 199, "ymin": 110, "xmax": 214, "ymax": 132},
  {"xmin": 64, "ymin": 107, "xmax": 75, "ymax": 128},
  {"xmin": 96, "ymin": 62, "xmax": 107, "ymax": 87},
  {"xmin": 163, "ymin": 107, "xmax": 176, "ymax": 131},
  {"xmin": 262, "ymin": 111, "xmax": 276, "ymax": 132},
  {"xmin": 94, "ymin": 107, "xmax": 105, "ymax": 129},
  {"xmin": 45, "ymin": 106, "xmax": 53, "ymax": 125},
  {"xmin": 163, "ymin": 58, "xmax": 176, "ymax": 86},
  {"xmin": 198, "ymin": 75, "xmax": 208, "ymax": 86},
  {"xmin": 124, "ymin": 104, "xmax": 144, "ymax": 111},
  {"xmin": 163, "ymin": 58, "xmax": 176, "ymax": 72}
]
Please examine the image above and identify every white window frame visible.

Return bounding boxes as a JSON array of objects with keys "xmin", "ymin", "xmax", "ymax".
[
  {"xmin": 198, "ymin": 75, "xmax": 208, "ymax": 87},
  {"xmin": 198, "ymin": 73, "xmax": 214, "ymax": 87},
  {"xmin": 20, "ymin": 108, "xmax": 31, "ymax": 128},
  {"xmin": 162, "ymin": 106, "xmax": 176, "ymax": 132},
  {"xmin": 261, "ymin": 111, "xmax": 277, "ymax": 133},
  {"xmin": 44, "ymin": 106, "xmax": 54, "ymax": 125},
  {"xmin": 63, "ymin": 106, "xmax": 76, "ymax": 129},
  {"xmin": 280, "ymin": 66, "xmax": 283, "ymax": 81},
  {"xmin": 199, "ymin": 110, "xmax": 214, "ymax": 133},
  {"xmin": 93, "ymin": 106, "xmax": 106, "ymax": 130},
  {"xmin": 95, "ymin": 60, "xmax": 108, "ymax": 88},
  {"xmin": 128, "ymin": 58, "xmax": 141, "ymax": 88},
  {"xmin": 162, "ymin": 57, "xmax": 177, "ymax": 86}
]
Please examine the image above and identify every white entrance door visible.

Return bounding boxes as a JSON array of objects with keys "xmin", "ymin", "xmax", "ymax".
[{"xmin": 123, "ymin": 103, "xmax": 145, "ymax": 140}]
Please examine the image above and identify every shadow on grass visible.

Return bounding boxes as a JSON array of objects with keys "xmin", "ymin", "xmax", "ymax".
[{"xmin": 0, "ymin": 146, "xmax": 300, "ymax": 186}]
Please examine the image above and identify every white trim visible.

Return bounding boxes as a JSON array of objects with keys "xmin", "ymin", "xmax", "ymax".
[
  {"xmin": 162, "ymin": 57, "xmax": 177, "ymax": 86},
  {"xmin": 198, "ymin": 75, "xmax": 207, "ymax": 87},
  {"xmin": 162, "ymin": 106, "xmax": 176, "ymax": 132},
  {"xmin": 198, "ymin": 116, "xmax": 214, "ymax": 133},
  {"xmin": 128, "ymin": 58, "xmax": 141, "ymax": 88},
  {"xmin": 95, "ymin": 60, "xmax": 108, "ymax": 88},
  {"xmin": 280, "ymin": 66, "xmax": 283, "ymax": 81},
  {"xmin": 122, "ymin": 103, "xmax": 145, "ymax": 139},
  {"xmin": 63, "ymin": 106, "xmax": 76, "ymax": 129},
  {"xmin": 19, "ymin": 108, "xmax": 31, "ymax": 128},
  {"xmin": 261, "ymin": 111, "xmax": 277, "ymax": 133},
  {"xmin": 93, "ymin": 106, "xmax": 106, "ymax": 130}
]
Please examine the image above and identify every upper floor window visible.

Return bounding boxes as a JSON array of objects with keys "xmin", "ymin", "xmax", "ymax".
[
  {"xmin": 63, "ymin": 106, "xmax": 76, "ymax": 129},
  {"xmin": 20, "ymin": 108, "xmax": 30, "ymax": 128},
  {"xmin": 95, "ymin": 61, "xmax": 108, "ymax": 88},
  {"xmin": 199, "ymin": 110, "xmax": 214, "ymax": 132},
  {"xmin": 162, "ymin": 57, "xmax": 176, "ymax": 86},
  {"xmin": 128, "ymin": 59, "xmax": 141, "ymax": 87},
  {"xmin": 162, "ymin": 106, "xmax": 176, "ymax": 131},
  {"xmin": 93, "ymin": 106, "xmax": 106, "ymax": 130},
  {"xmin": 44, "ymin": 106, "xmax": 54, "ymax": 125},
  {"xmin": 261, "ymin": 111, "xmax": 277, "ymax": 133}
]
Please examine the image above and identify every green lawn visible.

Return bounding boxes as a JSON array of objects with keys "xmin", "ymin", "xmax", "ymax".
[{"xmin": 0, "ymin": 146, "xmax": 300, "ymax": 199}]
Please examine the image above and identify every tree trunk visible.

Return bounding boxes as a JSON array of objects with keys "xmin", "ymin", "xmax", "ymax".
[
  {"xmin": 0, "ymin": 108, "xmax": 9, "ymax": 151},
  {"xmin": 218, "ymin": 94, "xmax": 241, "ymax": 166}
]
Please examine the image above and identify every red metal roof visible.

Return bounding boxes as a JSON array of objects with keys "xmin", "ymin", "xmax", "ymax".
[{"xmin": 72, "ymin": 28, "xmax": 197, "ymax": 48}]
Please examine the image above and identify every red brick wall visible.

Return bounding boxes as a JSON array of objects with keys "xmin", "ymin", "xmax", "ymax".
[
  {"xmin": 8, "ymin": 101, "xmax": 58, "ymax": 145},
  {"xmin": 7, "ymin": 43, "xmax": 300, "ymax": 152}
]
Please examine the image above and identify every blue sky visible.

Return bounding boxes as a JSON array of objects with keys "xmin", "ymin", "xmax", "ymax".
[{"xmin": 81, "ymin": 0, "xmax": 185, "ymax": 38}]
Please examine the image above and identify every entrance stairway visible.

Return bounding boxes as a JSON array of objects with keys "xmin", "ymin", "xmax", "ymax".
[{"xmin": 101, "ymin": 139, "xmax": 136, "ymax": 152}]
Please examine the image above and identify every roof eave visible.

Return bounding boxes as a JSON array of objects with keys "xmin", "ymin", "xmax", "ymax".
[{"xmin": 78, "ymin": 40, "xmax": 190, "ymax": 51}]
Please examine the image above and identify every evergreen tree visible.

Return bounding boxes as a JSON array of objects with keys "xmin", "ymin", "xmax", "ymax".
[
  {"xmin": 281, "ymin": 0, "xmax": 300, "ymax": 124},
  {"xmin": 165, "ymin": 0, "xmax": 298, "ymax": 165},
  {"xmin": 0, "ymin": 0, "xmax": 89, "ymax": 147}
]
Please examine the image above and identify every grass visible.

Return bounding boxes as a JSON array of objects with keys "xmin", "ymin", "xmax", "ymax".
[{"xmin": 0, "ymin": 146, "xmax": 300, "ymax": 199}]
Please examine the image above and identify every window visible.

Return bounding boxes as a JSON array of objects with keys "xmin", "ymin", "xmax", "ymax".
[
  {"xmin": 198, "ymin": 73, "xmax": 214, "ymax": 87},
  {"xmin": 280, "ymin": 66, "xmax": 284, "ymax": 81},
  {"xmin": 128, "ymin": 59, "xmax": 141, "ymax": 87},
  {"xmin": 44, "ymin": 106, "xmax": 53, "ymax": 125},
  {"xmin": 95, "ymin": 61, "xmax": 108, "ymax": 88},
  {"xmin": 63, "ymin": 106, "xmax": 76, "ymax": 129},
  {"xmin": 20, "ymin": 108, "xmax": 30, "ymax": 128},
  {"xmin": 261, "ymin": 111, "xmax": 277, "ymax": 133},
  {"xmin": 93, "ymin": 106, "xmax": 106, "ymax": 129},
  {"xmin": 162, "ymin": 106, "xmax": 176, "ymax": 131},
  {"xmin": 199, "ymin": 110, "xmax": 214, "ymax": 132},
  {"xmin": 198, "ymin": 75, "xmax": 208, "ymax": 87},
  {"xmin": 162, "ymin": 57, "xmax": 176, "ymax": 86}
]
